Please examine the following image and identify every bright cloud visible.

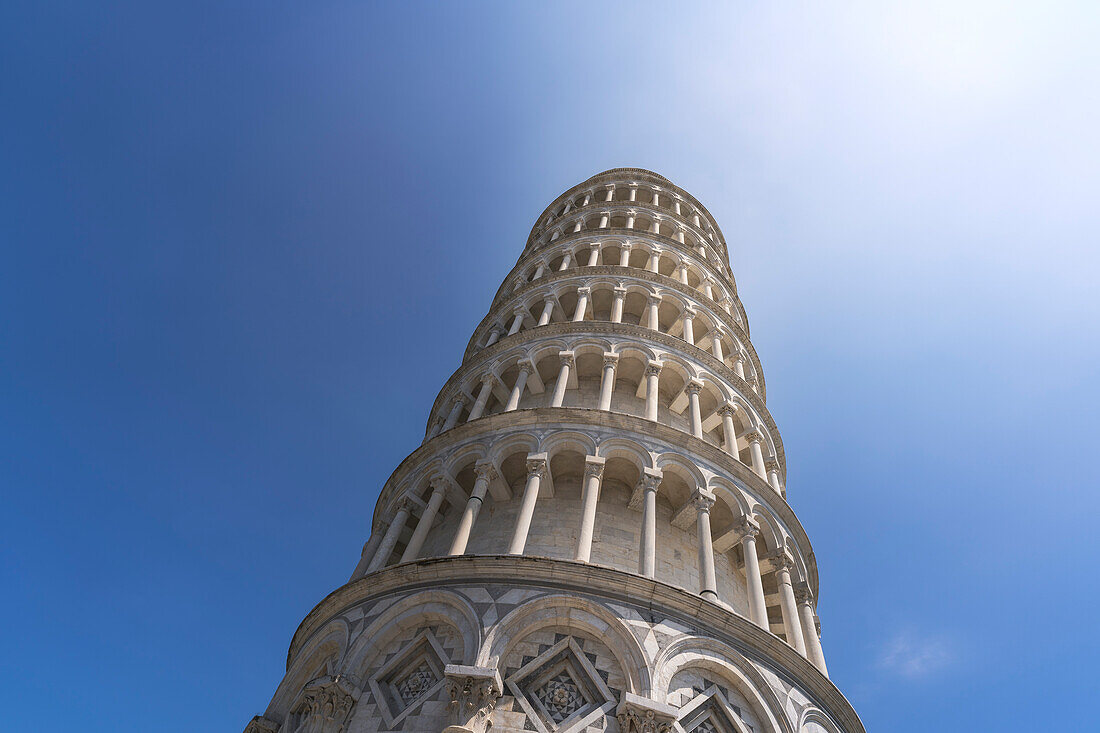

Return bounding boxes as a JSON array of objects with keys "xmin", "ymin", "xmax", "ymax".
[{"xmin": 877, "ymin": 630, "xmax": 956, "ymax": 679}]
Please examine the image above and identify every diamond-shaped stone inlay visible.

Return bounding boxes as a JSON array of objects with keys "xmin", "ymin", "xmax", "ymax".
[
  {"xmin": 394, "ymin": 661, "xmax": 439, "ymax": 707},
  {"xmin": 692, "ymin": 717, "xmax": 720, "ymax": 733},
  {"xmin": 506, "ymin": 636, "xmax": 616, "ymax": 733},
  {"xmin": 533, "ymin": 671, "xmax": 586, "ymax": 723}
]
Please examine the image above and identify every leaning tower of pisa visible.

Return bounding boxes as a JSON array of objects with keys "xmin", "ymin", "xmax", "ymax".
[{"xmin": 244, "ymin": 169, "xmax": 864, "ymax": 733}]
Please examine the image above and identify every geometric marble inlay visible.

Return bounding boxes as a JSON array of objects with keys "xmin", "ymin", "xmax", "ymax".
[{"xmin": 507, "ymin": 637, "xmax": 616, "ymax": 733}]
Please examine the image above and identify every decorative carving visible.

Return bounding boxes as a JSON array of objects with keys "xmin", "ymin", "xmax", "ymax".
[
  {"xmin": 744, "ymin": 430, "xmax": 764, "ymax": 445},
  {"xmin": 287, "ymin": 675, "xmax": 359, "ymax": 733},
  {"xmin": 602, "ymin": 353, "xmax": 619, "ymax": 368},
  {"xmin": 576, "ymin": 286, "xmax": 591, "ymax": 296},
  {"xmin": 795, "ymin": 585, "xmax": 815, "ymax": 607},
  {"xmin": 685, "ymin": 380, "xmax": 703, "ymax": 396},
  {"xmin": 773, "ymin": 553, "xmax": 794, "ymax": 574},
  {"xmin": 443, "ymin": 666, "xmax": 501, "ymax": 733},
  {"xmin": 691, "ymin": 490, "xmax": 715, "ymax": 513},
  {"xmin": 618, "ymin": 707, "xmax": 675, "ymax": 733},
  {"xmin": 738, "ymin": 518, "xmax": 760, "ymax": 540},
  {"xmin": 526, "ymin": 457, "xmax": 548, "ymax": 480},
  {"xmin": 645, "ymin": 361, "xmax": 664, "ymax": 377},
  {"xmin": 559, "ymin": 351, "xmax": 576, "ymax": 368},
  {"xmin": 473, "ymin": 461, "xmax": 498, "ymax": 483},
  {"xmin": 718, "ymin": 403, "xmax": 738, "ymax": 418},
  {"xmin": 764, "ymin": 458, "xmax": 781, "ymax": 474},
  {"xmin": 616, "ymin": 693, "xmax": 678, "ymax": 733},
  {"xmin": 584, "ymin": 460, "xmax": 605, "ymax": 479},
  {"xmin": 243, "ymin": 716, "xmax": 279, "ymax": 733}
]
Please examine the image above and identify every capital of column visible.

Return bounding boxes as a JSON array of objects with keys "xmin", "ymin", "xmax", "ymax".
[
  {"xmin": 773, "ymin": 552, "xmax": 795, "ymax": 574},
  {"xmin": 576, "ymin": 286, "xmax": 591, "ymax": 296},
  {"xmin": 613, "ymin": 285, "xmax": 628, "ymax": 296},
  {"xmin": 684, "ymin": 379, "xmax": 703, "ymax": 396},
  {"xmin": 525, "ymin": 455, "xmax": 548, "ymax": 480},
  {"xmin": 450, "ymin": 394, "xmax": 468, "ymax": 407},
  {"xmin": 734, "ymin": 351, "xmax": 747, "ymax": 364},
  {"xmin": 428, "ymin": 475, "xmax": 450, "ymax": 495},
  {"xmin": 602, "ymin": 352, "xmax": 619, "ymax": 368},
  {"xmin": 718, "ymin": 402, "xmax": 739, "ymax": 418},
  {"xmin": 745, "ymin": 430, "xmax": 764, "ymax": 445},
  {"xmin": 737, "ymin": 517, "xmax": 760, "ymax": 540},
  {"xmin": 583, "ymin": 456, "xmax": 605, "ymax": 479},
  {"xmin": 645, "ymin": 360, "xmax": 664, "ymax": 377},
  {"xmin": 765, "ymin": 457, "xmax": 781, "ymax": 474},
  {"xmin": 444, "ymin": 665, "xmax": 502, "ymax": 733},
  {"xmin": 638, "ymin": 471, "xmax": 662, "ymax": 492},
  {"xmin": 795, "ymin": 584, "xmax": 815, "ymax": 607},
  {"xmin": 691, "ymin": 488, "xmax": 716, "ymax": 513},
  {"xmin": 516, "ymin": 360, "xmax": 534, "ymax": 375},
  {"xmin": 558, "ymin": 350, "xmax": 576, "ymax": 368},
  {"xmin": 473, "ymin": 461, "xmax": 498, "ymax": 483},
  {"xmin": 646, "ymin": 294, "xmax": 662, "ymax": 306},
  {"xmin": 615, "ymin": 692, "xmax": 677, "ymax": 733},
  {"xmin": 395, "ymin": 496, "xmax": 415, "ymax": 513},
  {"xmin": 683, "ymin": 306, "xmax": 697, "ymax": 318},
  {"xmin": 479, "ymin": 373, "xmax": 496, "ymax": 387}
]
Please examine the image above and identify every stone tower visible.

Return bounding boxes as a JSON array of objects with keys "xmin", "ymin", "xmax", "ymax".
[{"xmin": 245, "ymin": 169, "xmax": 864, "ymax": 733}]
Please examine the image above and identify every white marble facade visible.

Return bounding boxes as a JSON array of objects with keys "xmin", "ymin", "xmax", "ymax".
[{"xmin": 245, "ymin": 169, "xmax": 863, "ymax": 733}]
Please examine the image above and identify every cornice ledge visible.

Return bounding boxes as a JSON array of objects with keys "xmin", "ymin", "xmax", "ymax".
[
  {"xmin": 285, "ymin": 556, "xmax": 861, "ymax": 733},
  {"xmin": 383, "ymin": 408, "xmax": 813, "ymax": 594},
  {"xmin": 448, "ymin": 322, "xmax": 777, "ymax": 462}
]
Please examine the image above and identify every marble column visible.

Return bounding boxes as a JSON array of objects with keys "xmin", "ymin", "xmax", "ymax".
[
  {"xmin": 507, "ymin": 309, "xmax": 525, "ymax": 335},
  {"xmin": 508, "ymin": 454, "xmax": 547, "ymax": 555},
  {"xmin": 574, "ymin": 457, "xmax": 605, "ymax": 562},
  {"xmin": 349, "ymin": 523, "xmax": 383, "ymax": 581},
  {"xmin": 645, "ymin": 296, "xmax": 661, "ymax": 331},
  {"xmin": 400, "ymin": 479, "xmax": 447, "ymax": 562},
  {"xmin": 610, "ymin": 286, "xmax": 626, "ymax": 323},
  {"xmin": 638, "ymin": 471, "xmax": 662, "ymax": 578},
  {"xmin": 719, "ymin": 404, "xmax": 738, "ymax": 455},
  {"xmin": 746, "ymin": 430, "xmax": 767, "ymax": 479},
  {"xmin": 796, "ymin": 586, "xmax": 829, "ymax": 676},
  {"xmin": 466, "ymin": 375, "xmax": 494, "ymax": 421},
  {"xmin": 775, "ymin": 554, "xmax": 808, "ymax": 654},
  {"xmin": 504, "ymin": 362, "xmax": 532, "ymax": 412},
  {"xmin": 537, "ymin": 298, "xmax": 555, "ymax": 326},
  {"xmin": 681, "ymin": 308, "xmax": 695, "ymax": 345},
  {"xmin": 765, "ymin": 458, "xmax": 783, "ymax": 495},
  {"xmin": 532, "ymin": 263, "xmax": 546, "ymax": 280},
  {"xmin": 647, "ymin": 250, "xmax": 661, "ymax": 273},
  {"xmin": 598, "ymin": 353, "xmax": 618, "ymax": 410},
  {"xmin": 587, "ymin": 244, "xmax": 601, "ymax": 264},
  {"xmin": 686, "ymin": 380, "xmax": 703, "ymax": 439},
  {"xmin": 441, "ymin": 396, "xmax": 466, "ymax": 431},
  {"xmin": 365, "ymin": 498, "xmax": 411, "ymax": 573},
  {"xmin": 558, "ymin": 252, "xmax": 573, "ymax": 271},
  {"xmin": 739, "ymin": 520, "xmax": 768, "ymax": 628},
  {"xmin": 619, "ymin": 244, "xmax": 631, "ymax": 266},
  {"xmin": 733, "ymin": 352, "xmax": 747, "ymax": 379},
  {"xmin": 448, "ymin": 462, "xmax": 496, "ymax": 555},
  {"xmin": 644, "ymin": 361, "xmax": 662, "ymax": 421},
  {"xmin": 573, "ymin": 286, "xmax": 590, "ymax": 322},
  {"xmin": 549, "ymin": 351, "xmax": 575, "ymax": 407},
  {"xmin": 484, "ymin": 327, "xmax": 502, "ymax": 347},
  {"xmin": 710, "ymin": 331, "xmax": 724, "ymax": 361},
  {"xmin": 693, "ymin": 489, "xmax": 719, "ymax": 600}
]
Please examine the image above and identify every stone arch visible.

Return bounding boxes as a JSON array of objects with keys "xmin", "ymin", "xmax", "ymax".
[
  {"xmin": 540, "ymin": 429, "xmax": 598, "ymax": 460},
  {"xmin": 799, "ymin": 707, "xmax": 842, "ymax": 733},
  {"xmin": 654, "ymin": 636, "xmax": 792, "ymax": 733},
  {"xmin": 707, "ymin": 476, "xmax": 751, "ymax": 517},
  {"xmin": 342, "ymin": 589, "xmax": 481, "ymax": 679},
  {"xmin": 267, "ymin": 618, "xmax": 350, "ymax": 719},
  {"xmin": 479, "ymin": 593, "xmax": 652, "ymax": 695}
]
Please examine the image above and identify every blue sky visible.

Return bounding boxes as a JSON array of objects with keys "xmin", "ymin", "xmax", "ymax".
[{"xmin": 2, "ymin": 2, "xmax": 1098, "ymax": 731}]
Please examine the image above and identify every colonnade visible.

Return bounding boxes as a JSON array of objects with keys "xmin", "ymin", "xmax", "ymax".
[
  {"xmin": 354, "ymin": 452, "xmax": 825, "ymax": 675},
  {"xmin": 479, "ymin": 281, "xmax": 761, "ymax": 391},
  {"xmin": 536, "ymin": 181, "xmax": 726, "ymax": 267}
]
